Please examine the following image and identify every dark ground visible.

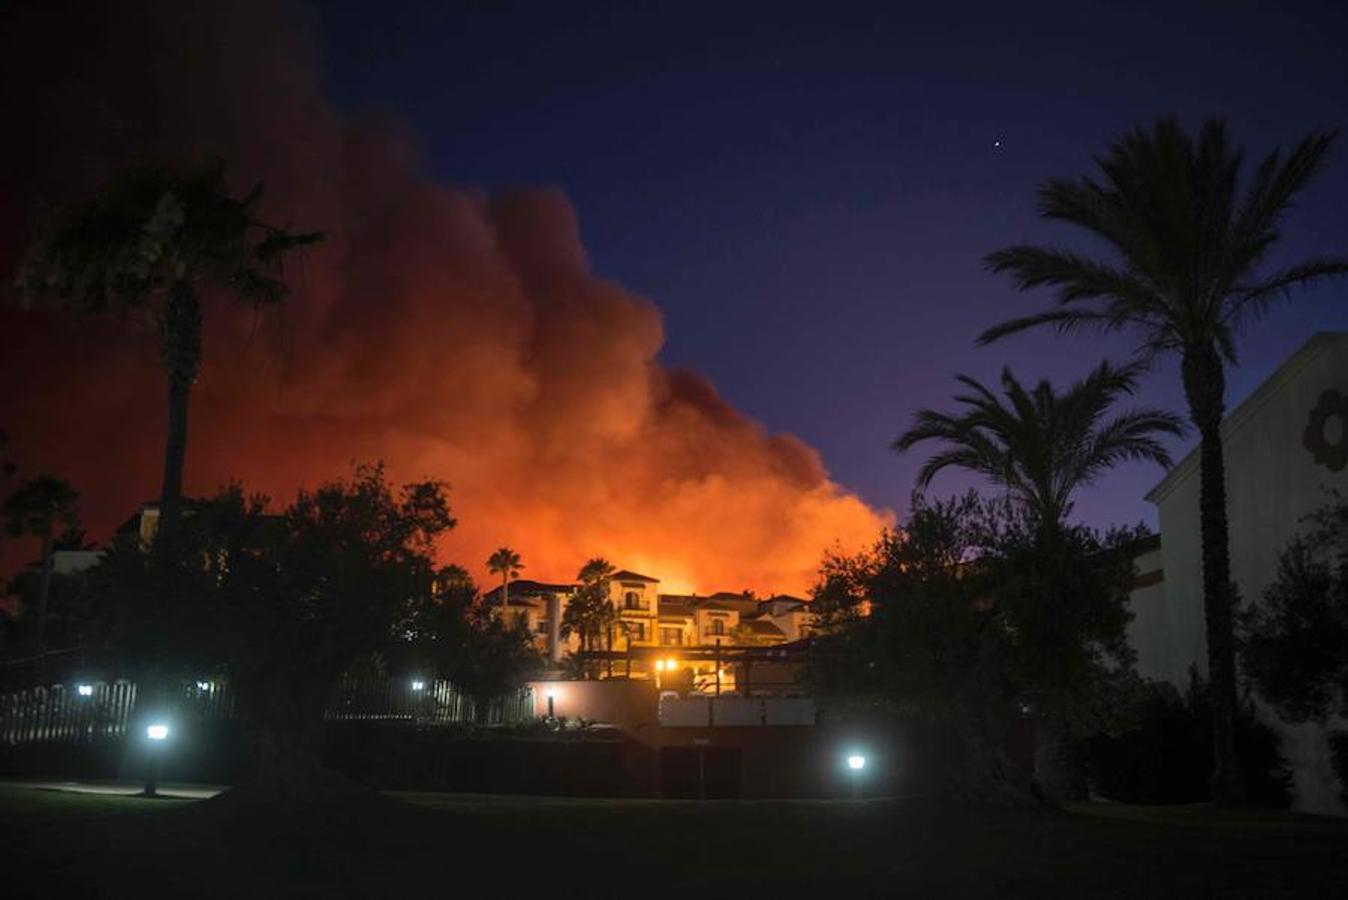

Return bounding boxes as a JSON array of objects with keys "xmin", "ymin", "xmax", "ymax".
[{"xmin": 1, "ymin": 784, "xmax": 1345, "ymax": 898}]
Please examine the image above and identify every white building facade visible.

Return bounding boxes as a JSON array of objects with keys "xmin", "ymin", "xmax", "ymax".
[{"xmin": 1131, "ymin": 332, "xmax": 1348, "ymax": 814}]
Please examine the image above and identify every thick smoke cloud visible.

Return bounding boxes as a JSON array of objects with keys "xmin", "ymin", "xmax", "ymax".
[{"xmin": 0, "ymin": 1, "xmax": 890, "ymax": 593}]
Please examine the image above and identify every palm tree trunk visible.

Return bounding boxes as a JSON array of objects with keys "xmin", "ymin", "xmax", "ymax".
[
  {"xmin": 1181, "ymin": 347, "xmax": 1245, "ymax": 804},
  {"xmin": 35, "ymin": 525, "xmax": 53, "ymax": 674},
  {"xmin": 157, "ymin": 283, "xmax": 201, "ymax": 547},
  {"xmin": 502, "ymin": 574, "xmax": 509, "ymax": 618}
]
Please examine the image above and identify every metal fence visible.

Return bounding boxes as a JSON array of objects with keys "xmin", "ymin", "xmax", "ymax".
[
  {"xmin": 0, "ymin": 676, "xmax": 535, "ymax": 747},
  {"xmin": 0, "ymin": 680, "xmax": 139, "ymax": 746}
]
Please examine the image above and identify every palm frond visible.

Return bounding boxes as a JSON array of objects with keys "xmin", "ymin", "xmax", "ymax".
[
  {"xmin": 1227, "ymin": 257, "xmax": 1348, "ymax": 325},
  {"xmin": 899, "ymin": 361, "xmax": 1181, "ymax": 528},
  {"xmin": 984, "ymin": 119, "xmax": 1342, "ymax": 367}
]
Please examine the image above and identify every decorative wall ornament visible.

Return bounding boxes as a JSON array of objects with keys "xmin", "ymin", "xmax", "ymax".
[{"xmin": 1303, "ymin": 389, "xmax": 1348, "ymax": 472}]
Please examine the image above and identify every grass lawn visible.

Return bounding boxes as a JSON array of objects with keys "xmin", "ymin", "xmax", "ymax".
[{"xmin": 1, "ymin": 784, "xmax": 1345, "ymax": 898}]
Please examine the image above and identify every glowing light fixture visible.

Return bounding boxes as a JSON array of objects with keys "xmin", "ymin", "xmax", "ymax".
[
  {"xmin": 654, "ymin": 660, "xmax": 665, "ymax": 672},
  {"xmin": 410, "ymin": 679, "xmax": 426, "ymax": 691},
  {"xmin": 77, "ymin": 684, "xmax": 94, "ymax": 697},
  {"xmin": 847, "ymin": 754, "xmax": 866, "ymax": 771},
  {"xmin": 196, "ymin": 681, "xmax": 211, "ymax": 691},
  {"xmin": 147, "ymin": 723, "xmax": 170, "ymax": 741}
]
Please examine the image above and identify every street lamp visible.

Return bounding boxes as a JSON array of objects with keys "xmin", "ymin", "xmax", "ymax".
[
  {"xmin": 143, "ymin": 722, "xmax": 171, "ymax": 797},
  {"xmin": 845, "ymin": 752, "xmax": 867, "ymax": 799}
]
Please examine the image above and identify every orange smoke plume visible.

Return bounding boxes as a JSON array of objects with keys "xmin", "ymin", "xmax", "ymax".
[{"xmin": 0, "ymin": 1, "xmax": 890, "ymax": 595}]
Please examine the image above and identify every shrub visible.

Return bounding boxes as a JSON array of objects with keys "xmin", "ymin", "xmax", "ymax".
[{"xmin": 1082, "ymin": 670, "xmax": 1291, "ymax": 806}]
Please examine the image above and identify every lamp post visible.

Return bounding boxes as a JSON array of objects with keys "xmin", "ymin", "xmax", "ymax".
[
  {"xmin": 846, "ymin": 752, "xmax": 866, "ymax": 800},
  {"xmin": 143, "ymin": 722, "xmax": 170, "ymax": 797}
]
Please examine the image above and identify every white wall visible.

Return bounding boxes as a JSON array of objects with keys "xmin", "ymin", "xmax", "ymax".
[{"xmin": 1141, "ymin": 333, "xmax": 1348, "ymax": 814}]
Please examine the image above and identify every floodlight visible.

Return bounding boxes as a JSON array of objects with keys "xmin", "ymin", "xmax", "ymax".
[
  {"xmin": 196, "ymin": 681, "xmax": 211, "ymax": 691},
  {"xmin": 410, "ymin": 679, "xmax": 426, "ymax": 691},
  {"xmin": 847, "ymin": 754, "xmax": 866, "ymax": 771},
  {"xmin": 77, "ymin": 684, "xmax": 94, "ymax": 697},
  {"xmin": 147, "ymin": 723, "xmax": 170, "ymax": 741}
]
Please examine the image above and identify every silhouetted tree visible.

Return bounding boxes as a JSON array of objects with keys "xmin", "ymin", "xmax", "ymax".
[
  {"xmin": 487, "ymin": 546, "xmax": 524, "ymax": 617},
  {"xmin": 979, "ymin": 119, "xmax": 1348, "ymax": 802},
  {"xmin": 98, "ymin": 463, "xmax": 453, "ymax": 799},
  {"xmin": 0, "ymin": 429, "xmax": 14, "ymax": 480},
  {"xmin": 3, "ymin": 476, "xmax": 79, "ymax": 656},
  {"xmin": 807, "ymin": 492, "xmax": 1140, "ymax": 806},
  {"xmin": 15, "ymin": 162, "xmax": 322, "ymax": 544},
  {"xmin": 1083, "ymin": 670, "xmax": 1292, "ymax": 807},
  {"xmin": 896, "ymin": 361, "xmax": 1182, "ymax": 534},
  {"xmin": 396, "ymin": 565, "xmax": 540, "ymax": 704},
  {"xmin": 562, "ymin": 558, "xmax": 617, "ymax": 678},
  {"xmin": 1240, "ymin": 492, "xmax": 1348, "ymax": 805}
]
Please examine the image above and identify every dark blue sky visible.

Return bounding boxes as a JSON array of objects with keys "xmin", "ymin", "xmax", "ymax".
[{"xmin": 317, "ymin": 0, "xmax": 1348, "ymax": 529}]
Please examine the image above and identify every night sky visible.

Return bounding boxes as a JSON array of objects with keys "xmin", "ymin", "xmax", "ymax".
[{"xmin": 319, "ymin": 0, "xmax": 1348, "ymax": 530}]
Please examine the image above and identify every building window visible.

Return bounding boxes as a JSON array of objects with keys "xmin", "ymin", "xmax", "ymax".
[
  {"xmin": 660, "ymin": 627, "xmax": 683, "ymax": 646},
  {"xmin": 537, "ymin": 619, "xmax": 550, "ymax": 635},
  {"xmin": 708, "ymin": 620, "xmax": 726, "ymax": 636},
  {"xmin": 627, "ymin": 622, "xmax": 648, "ymax": 642},
  {"xmin": 624, "ymin": 590, "xmax": 646, "ymax": 610}
]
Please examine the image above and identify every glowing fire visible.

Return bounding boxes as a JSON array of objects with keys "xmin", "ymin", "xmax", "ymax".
[{"xmin": 0, "ymin": 1, "xmax": 893, "ymax": 595}]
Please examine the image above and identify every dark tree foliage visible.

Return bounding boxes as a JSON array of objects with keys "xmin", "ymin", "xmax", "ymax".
[
  {"xmin": 1239, "ymin": 492, "xmax": 1348, "ymax": 805},
  {"xmin": 1330, "ymin": 732, "xmax": 1348, "ymax": 809},
  {"xmin": 0, "ymin": 429, "xmax": 14, "ymax": 479},
  {"xmin": 3, "ymin": 475, "xmax": 79, "ymax": 657},
  {"xmin": 1240, "ymin": 499, "xmax": 1348, "ymax": 723},
  {"xmin": 805, "ymin": 492, "xmax": 1141, "ymax": 805},
  {"xmin": 561, "ymin": 558, "xmax": 618, "ymax": 678},
  {"xmin": 1084, "ymin": 671, "xmax": 1292, "ymax": 807},
  {"xmin": 394, "ymin": 565, "xmax": 541, "ymax": 703},
  {"xmin": 93, "ymin": 464, "xmax": 454, "ymax": 797},
  {"xmin": 4, "ymin": 568, "xmax": 98, "ymax": 658}
]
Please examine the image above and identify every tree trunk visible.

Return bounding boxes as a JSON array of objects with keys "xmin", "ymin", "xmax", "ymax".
[
  {"xmin": 949, "ymin": 710, "xmax": 1039, "ymax": 808},
  {"xmin": 156, "ymin": 283, "xmax": 201, "ymax": 548},
  {"xmin": 1181, "ymin": 346, "xmax": 1245, "ymax": 804},
  {"xmin": 35, "ymin": 526, "xmax": 53, "ymax": 662},
  {"xmin": 234, "ymin": 669, "xmax": 335, "ymax": 802},
  {"xmin": 1031, "ymin": 717, "xmax": 1083, "ymax": 805},
  {"xmin": 501, "ymin": 574, "xmax": 509, "ymax": 618}
]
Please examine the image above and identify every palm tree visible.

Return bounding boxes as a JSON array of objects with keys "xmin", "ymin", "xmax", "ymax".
[
  {"xmin": 896, "ymin": 361, "xmax": 1184, "ymax": 532},
  {"xmin": 15, "ymin": 162, "xmax": 323, "ymax": 545},
  {"xmin": 978, "ymin": 118, "xmax": 1348, "ymax": 802},
  {"xmin": 562, "ymin": 558, "xmax": 616, "ymax": 677},
  {"xmin": 3, "ymin": 476, "xmax": 79, "ymax": 657},
  {"xmin": 487, "ymin": 547, "xmax": 524, "ymax": 617}
]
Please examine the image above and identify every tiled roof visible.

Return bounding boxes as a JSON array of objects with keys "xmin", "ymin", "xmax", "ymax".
[
  {"xmin": 482, "ymin": 580, "xmax": 576, "ymax": 600},
  {"xmin": 612, "ymin": 570, "xmax": 659, "ymax": 583}
]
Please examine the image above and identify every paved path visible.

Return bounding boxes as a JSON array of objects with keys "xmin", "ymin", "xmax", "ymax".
[{"xmin": 4, "ymin": 779, "xmax": 224, "ymax": 799}]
